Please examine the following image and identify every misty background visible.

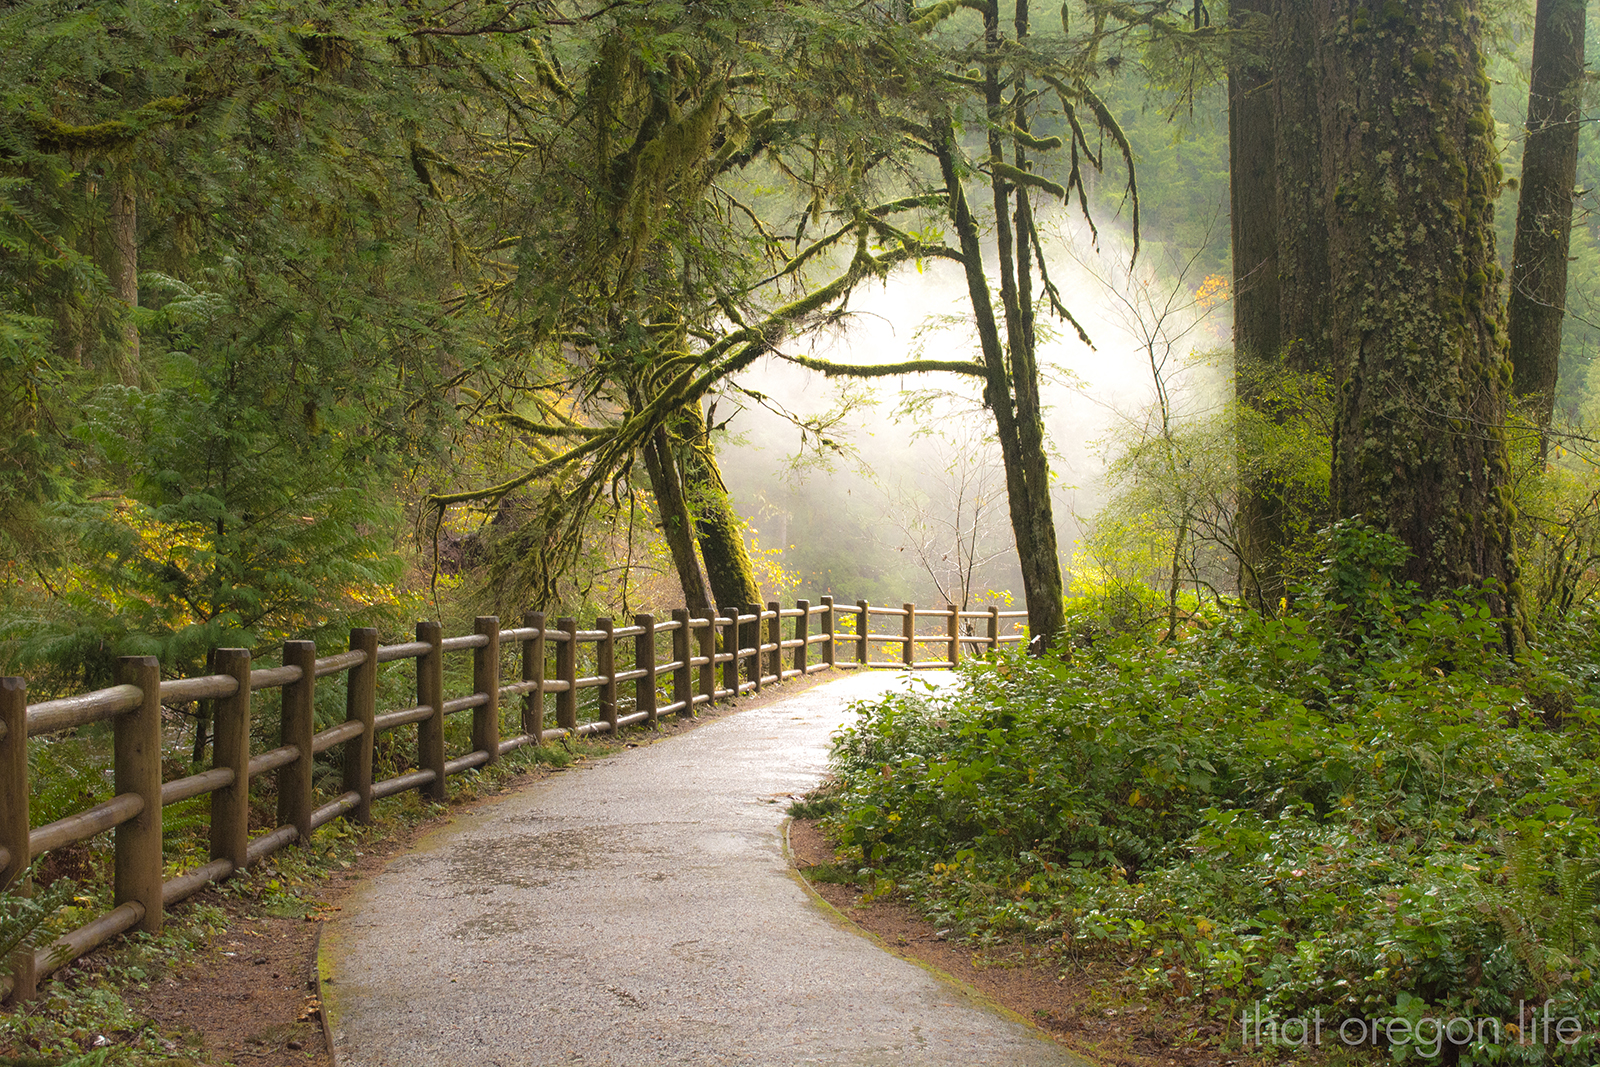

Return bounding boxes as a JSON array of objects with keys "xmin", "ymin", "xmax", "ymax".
[{"xmin": 717, "ymin": 209, "xmax": 1233, "ymax": 611}]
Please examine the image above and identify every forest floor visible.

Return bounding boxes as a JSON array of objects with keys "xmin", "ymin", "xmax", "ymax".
[{"xmin": 16, "ymin": 673, "xmax": 1256, "ymax": 1067}]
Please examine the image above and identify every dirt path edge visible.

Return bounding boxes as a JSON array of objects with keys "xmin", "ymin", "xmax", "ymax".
[{"xmin": 780, "ymin": 816, "xmax": 1085, "ymax": 1059}]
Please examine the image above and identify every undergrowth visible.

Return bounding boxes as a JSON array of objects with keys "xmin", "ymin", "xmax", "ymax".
[{"xmin": 822, "ymin": 524, "xmax": 1600, "ymax": 1065}]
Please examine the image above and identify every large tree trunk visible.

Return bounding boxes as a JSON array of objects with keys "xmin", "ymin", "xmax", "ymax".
[
  {"xmin": 1508, "ymin": 0, "xmax": 1586, "ymax": 435},
  {"xmin": 642, "ymin": 425, "xmax": 715, "ymax": 613},
  {"xmin": 1274, "ymin": 0, "xmax": 1331, "ymax": 377},
  {"xmin": 1319, "ymin": 0, "xmax": 1525, "ymax": 633},
  {"xmin": 108, "ymin": 166, "xmax": 139, "ymax": 383},
  {"xmin": 1229, "ymin": 0, "xmax": 1285, "ymax": 611},
  {"xmin": 677, "ymin": 402, "xmax": 761, "ymax": 610}
]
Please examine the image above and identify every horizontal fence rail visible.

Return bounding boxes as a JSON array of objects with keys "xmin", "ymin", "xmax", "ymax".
[{"xmin": 0, "ymin": 596, "xmax": 1026, "ymax": 1001}]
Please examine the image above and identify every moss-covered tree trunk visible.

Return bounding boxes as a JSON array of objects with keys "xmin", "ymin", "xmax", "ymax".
[
  {"xmin": 107, "ymin": 165, "xmax": 139, "ymax": 382},
  {"xmin": 1508, "ymin": 0, "xmax": 1586, "ymax": 436},
  {"xmin": 642, "ymin": 425, "xmax": 715, "ymax": 613},
  {"xmin": 1319, "ymin": 0, "xmax": 1524, "ymax": 633},
  {"xmin": 677, "ymin": 401, "xmax": 761, "ymax": 610}
]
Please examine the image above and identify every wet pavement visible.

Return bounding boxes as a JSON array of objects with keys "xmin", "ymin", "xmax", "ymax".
[{"xmin": 319, "ymin": 671, "xmax": 1090, "ymax": 1066}]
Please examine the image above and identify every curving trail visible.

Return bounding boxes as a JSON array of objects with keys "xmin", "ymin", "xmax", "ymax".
[{"xmin": 319, "ymin": 672, "xmax": 1089, "ymax": 1067}]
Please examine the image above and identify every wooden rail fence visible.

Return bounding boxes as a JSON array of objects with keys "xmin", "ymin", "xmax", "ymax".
[{"xmin": 0, "ymin": 597, "xmax": 1026, "ymax": 1000}]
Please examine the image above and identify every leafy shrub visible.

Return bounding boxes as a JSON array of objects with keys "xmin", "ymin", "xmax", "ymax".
[{"xmin": 826, "ymin": 529, "xmax": 1600, "ymax": 1063}]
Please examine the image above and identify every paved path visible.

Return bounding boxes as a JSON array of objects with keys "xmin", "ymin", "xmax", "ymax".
[{"xmin": 319, "ymin": 672, "xmax": 1088, "ymax": 1066}]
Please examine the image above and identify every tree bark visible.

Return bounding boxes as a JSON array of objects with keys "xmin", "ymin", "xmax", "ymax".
[
  {"xmin": 1319, "ymin": 0, "xmax": 1525, "ymax": 633},
  {"xmin": 933, "ymin": 102, "xmax": 1066, "ymax": 653},
  {"xmin": 1230, "ymin": 0, "xmax": 1285, "ymax": 611},
  {"xmin": 677, "ymin": 401, "xmax": 762, "ymax": 610},
  {"xmin": 1508, "ymin": 0, "xmax": 1586, "ymax": 435},
  {"xmin": 108, "ymin": 166, "xmax": 139, "ymax": 382},
  {"xmin": 642, "ymin": 425, "xmax": 714, "ymax": 613},
  {"xmin": 1274, "ymin": 0, "xmax": 1331, "ymax": 377}
]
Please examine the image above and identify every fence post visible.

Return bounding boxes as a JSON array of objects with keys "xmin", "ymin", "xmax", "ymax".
[
  {"xmin": 947, "ymin": 604, "xmax": 960, "ymax": 667},
  {"xmin": 598, "ymin": 617, "xmax": 618, "ymax": 734},
  {"xmin": 721, "ymin": 608, "xmax": 739, "ymax": 699},
  {"xmin": 523, "ymin": 611, "xmax": 546, "ymax": 741},
  {"xmin": 764, "ymin": 601, "xmax": 784, "ymax": 684},
  {"xmin": 557, "ymin": 617, "xmax": 578, "ymax": 731},
  {"xmin": 0, "ymin": 675, "xmax": 30, "ymax": 998},
  {"xmin": 856, "ymin": 600, "xmax": 869, "ymax": 665},
  {"xmin": 472, "ymin": 616, "xmax": 501, "ymax": 765},
  {"xmin": 794, "ymin": 599, "xmax": 810, "ymax": 676},
  {"xmin": 671, "ymin": 608, "xmax": 691, "ymax": 718},
  {"xmin": 988, "ymin": 606, "xmax": 1000, "ymax": 652},
  {"xmin": 210, "ymin": 648, "xmax": 252, "ymax": 872},
  {"xmin": 696, "ymin": 610, "xmax": 716, "ymax": 711},
  {"xmin": 280, "ymin": 640, "xmax": 317, "ymax": 844},
  {"xmin": 417, "ymin": 621, "xmax": 446, "ymax": 802},
  {"xmin": 821, "ymin": 596, "xmax": 836, "ymax": 669},
  {"xmin": 902, "ymin": 603, "xmax": 916, "ymax": 668},
  {"xmin": 635, "ymin": 614, "xmax": 658, "ymax": 726},
  {"xmin": 0, "ymin": 677, "xmax": 26, "ymax": 892},
  {"xmin": 113, "ymin": 656, "xmax": 163, "ymax": 934},
  {"xmin": 751, "ymin": 603, "xmax": 769, "ymax": 691},
  {"xmin": 345, "ymin": 628, "xmax": 379, "ymax": 824}
]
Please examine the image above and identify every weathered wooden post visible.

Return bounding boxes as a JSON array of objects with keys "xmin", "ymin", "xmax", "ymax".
[
  {"xmin": 696, "ymin": 610, "xmax": 716, "ymax": 710},
  {"xmin": 114, "ymin": 655, "xmax": 164, "ymax": 934},
  {"xmin": 416, "ymin": 622, "xmax": 446, "ymax": 802},
  {"xmin": 745, "ymin": 601, "xmax": 764, "ymax": 694},
  {"xmin": 670, "ymin": 609, "xmax": 691, "ymax": 719},
  {"xmin": 280, "ymin": 641, "xmax": 317, "ymax": 843},
  {"xmin": 856, "ymin": 600, "xmax": 870, "ymax": 664},
  {"xmin": 522, "ymin": 611, "xmax": 546, "ymax": 741},
  {"xmin": 0, "ymin": 677, "xmax": 27, "ymax": 891},
  {"xmin": 763, "ymin": 601, "xmax": 781, "ymax": 687},
  {"xmin": 821, "ymin": 596, "xmax": 836, "ymax": 668},
  {"xmin": 598, "ymin": 617, "xmax": 618, "ymax": 734},
  {"xmin": 947, "ymin": 604, "xmax": 960, "ymax": 667},
  {"xmin": 721, "ymin": 608, "xmax": 739, "ymax": 699},
  {"xmin": 635, "ymin": 614, "xmax": 658, "ymax": 726},
  {"xmin": 794, "ymin": 599, "xmax": 810, "ymax": 676},
  {"xmin": 472, "ymin": 616, "xmax": 500, "ymax": 765},
  {"xmin": 988, "ymin": 606, "xmax": 1001, "ymax": 652},
  {"xmin": 557, "ymin": 617, "xmax": 578, "ymax": 731},
  {"xmin": 209, "ymin": 648, "xmax": 252, "ymax": 872},
  {"xmin": 345, "ymin": 628, "xmax": 379, "ymax": 823},
  {"xmin": 0, "ymin": 675, "xmax": 31, "ymax": 998},
  {"xmin": 902, "ymin": 603, "xmax": 916, "ymax": 668}
]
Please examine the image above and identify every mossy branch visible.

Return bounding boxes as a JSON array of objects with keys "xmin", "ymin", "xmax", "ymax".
[
  {"xmin": 911, "ymin": 0, "xmax": 994, "ymax": 33},
  {"xmin": 29, "ymin": 95, "xmax": 193, "ymax": 151},
  {"xmin": 782, "ymin": 354, "xmax": 988, "ymax": 378},
  {"xmin": 990, "ymin": 161, "xmax": 1067, "ymax": 200},
  {"xmin": 1009, "ymin": 126, "xmax": 1064, "ymax": 152},
  {"xmin": 425, "ymin": 433, "xmax": 612, "ymax": 508},
  {"xmin": 489, "ymin": 413, "xmax": 607, "ymax": 438},
  {"xmin": 1079, "ymin": 85, "xmax": 1141, "ymax": 265}
]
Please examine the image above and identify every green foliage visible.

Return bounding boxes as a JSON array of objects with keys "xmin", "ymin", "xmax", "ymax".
[
  {"xmin": 826, "ymin": 544, "xmax": 1600, "ymax": 1061},
  {"xmin": 1, "ymin": 873, "xmax": 78, "ymax": 965}
]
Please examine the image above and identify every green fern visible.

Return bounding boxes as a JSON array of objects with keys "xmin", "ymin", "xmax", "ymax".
[
  {"xmin": 1, "ymin": 869, "xmax": 77, "ymax": 963},
  {"xmin": 1491, "ymin": 827, "xmax": 1600, "ymax": 994}
]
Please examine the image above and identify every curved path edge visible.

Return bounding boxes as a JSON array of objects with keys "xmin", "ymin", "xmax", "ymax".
[{"xmin": 319, "ymin": 672, "xmax": 1092, "ymax": 1066}]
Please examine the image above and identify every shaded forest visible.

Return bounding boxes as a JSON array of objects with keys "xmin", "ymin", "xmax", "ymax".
[{"xmin": 11, "ymin": 0, "xmax": 1600, "ymax": 1063}]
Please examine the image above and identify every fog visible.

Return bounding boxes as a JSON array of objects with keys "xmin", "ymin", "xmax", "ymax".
[{"xmin": 717, "ymin": 214, "xmax": 1231, "ymax": 608}]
